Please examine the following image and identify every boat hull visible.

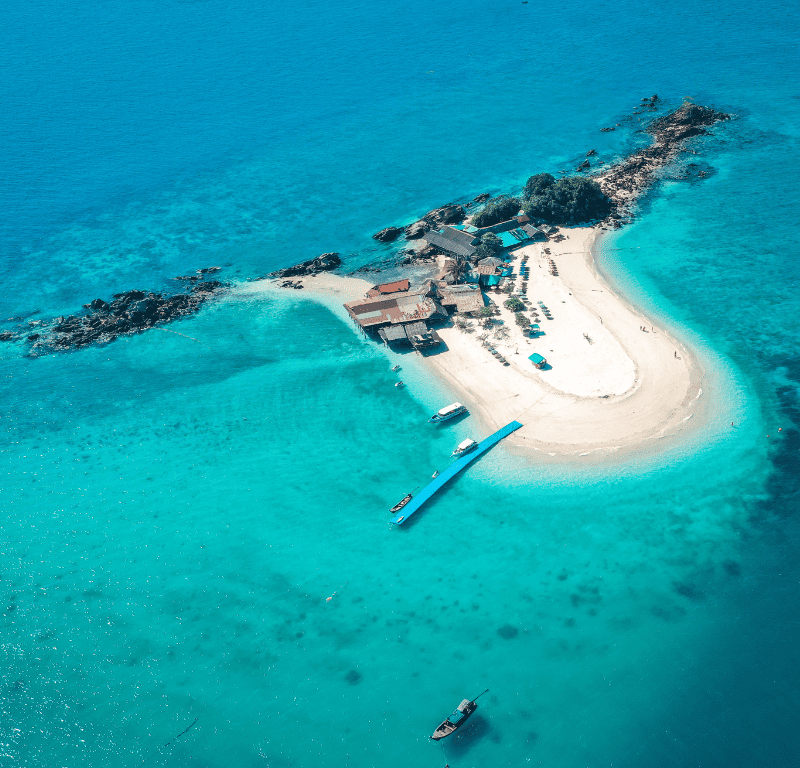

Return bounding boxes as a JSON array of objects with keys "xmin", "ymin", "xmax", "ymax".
[
  {"xmin": 389, "ymin": 493, "xmax": 413, "ymax": 513},
  {"xmin": 430, "ymin": 703, "xmax": 476, "ymax": 740},
  {"xmin": 451, "ymin": 444, "xmax": 477, "ymax": 457},
  {"xmin": 429, "ymin": 407, "xmax": 467, "ymax": 424}
]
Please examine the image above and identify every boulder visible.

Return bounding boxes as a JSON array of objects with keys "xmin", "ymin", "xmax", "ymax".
[
  {"xmin": 417, "ymin": 243, "xmax": 439, "ymax": 259},
  {"xmin": 90, "ymin": 298, "xmax": 109, "ymax": 311},
  {"xmin": 269, "ymin": 253, "xmax": 341, "ymax": 278},
  {"xmin": 372, "ymin": 227, "xmax": 404, "ymax": 243},
  {"xmin": 433, "ymin": 203, "xmax": 466, "ymax": 225},
  {"xmin": 0, "ymin": 331, "xmax": 14, "ymax": 341},
  {"xmin": 404, "ymin": 220, "xmax": 430, "ymax": 240},
  {"xmin": 420, "ymin": 203, "xmax": 464, "ymax": 227},
  {"xmin": 586, "ymin": 149, "xmax": 597, "ymax": 156},
  {"xmin": 473, "ymin": 192, "xmax": 491, "ymax": 202}
]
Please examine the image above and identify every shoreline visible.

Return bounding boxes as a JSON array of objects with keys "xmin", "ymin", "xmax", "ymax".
[{"xmin": 248, "ymin": 227, "xmax": 714, "ymax": 464}]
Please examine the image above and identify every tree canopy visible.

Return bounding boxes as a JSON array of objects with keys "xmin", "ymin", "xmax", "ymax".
[
  {"xmin": 523, "ymin": 173, "xmax": 556, "ymax": 199},
  {"xmin": 504, "ymin": 296, "xmax": 525, "ymax": 312},
  {"xmin": 521, "ymin": 175, "xmax": 613, "ymax": 225},
  {"xmin": 471, "ymin": 196, "xmax": 521, "ymax": 228},
  {"xmin": 473, "ymin": 232, "xmax": 504, "ymax": 262}
]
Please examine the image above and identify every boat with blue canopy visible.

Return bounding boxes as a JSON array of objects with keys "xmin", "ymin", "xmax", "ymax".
[{"xmin": 430, "ymin": 689, "xmax": 489, "ymax": 740}]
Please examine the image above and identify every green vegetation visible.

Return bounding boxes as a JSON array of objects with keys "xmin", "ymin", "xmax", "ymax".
[
  {"xmin": 473, "ymin": 232, "xmax": 504, "ymax": 262},
  {"xmin": 521, "ymin": 174, "xmax": 613, "ymax": 225},
  {"xmin": 515, "ymin": 312, "xmax": 531, "ymax": 328},
  {"xmin": 523, "ymin": 173, "xmax": 556, "ymax": 199},
  {"xmin": 479, "ymin": 306, "xmax": 494, "ymax": 318},
  {"xmin": 471, "ymin": 196, "xmax": 521, "ymax": 228},
  {"xmin": 504, "ymin": 296, "xmax": 525, "ymax": 312}
]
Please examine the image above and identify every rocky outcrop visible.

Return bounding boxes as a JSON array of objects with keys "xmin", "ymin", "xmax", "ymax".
[
  {"xmin": 429, "ymin": 203, "xmax": 466, "ymax": 226},
  {"xmin": 586, "ymin": 149, "xmax": 597, "ymax": 157},
  {"xmin": 372, "ymin": 226, "xmax": 404, "ymax": 243},
  {"xmin": 401, "ymin": 243, "xmax": 438, "ymax": 265},
  {"xmin": 29, "ymin": 281, "xmax": 226, "ymax": 354},
  {"xmin": 403, "ymin": 202, "xmax": 466, "ymax": 240},
  {"xmin": 576, "ymin": 159, "xmax": 591, "ymax": 171},
  {"xmin": 473, "ymin": 192, "xmax": 491, "ymax": 203},
  {"xmin": 595, "ymin": 101, "xmax": 731, "ymax": 214},
  {"xmin": 649, "ymin": 101, "xmax": 728, "ymax": 142},
  {"xmin": 404, "ymin": 220, "xmax": 430, "ymax": 240},
  {"xmin": 268, "ymin": 252, "xmax": 341, "ymax": 278},
  {"xmin": 0, "ymin": 331, "xmax": 14, "ymax": 341}
]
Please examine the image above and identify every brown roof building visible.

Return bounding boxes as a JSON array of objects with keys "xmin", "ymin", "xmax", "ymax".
[
  {"xmin": 344, "ymin": 289, "xmax": 447, "ymax": 332},
  {"xmin": 366, "ymin": 279, "xmax": 410, "ymax": 297},
  {"xmin": 438, "ymin": 284, "xmax": 485, "ymax": 315}
]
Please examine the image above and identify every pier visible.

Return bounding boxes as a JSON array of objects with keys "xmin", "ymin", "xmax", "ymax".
[{"xmin": 390, "ymin": 420, "xmax": 523, "ymax": 525}]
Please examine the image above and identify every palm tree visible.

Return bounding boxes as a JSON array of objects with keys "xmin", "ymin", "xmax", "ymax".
[{"xmin": 450, "ymin": 255, "xmax": 468, "ymax": 284}]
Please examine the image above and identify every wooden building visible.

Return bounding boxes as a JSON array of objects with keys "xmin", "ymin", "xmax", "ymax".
[{"xmin": 423, "ymin": 226, "xmax": 479, "ymax": 261}]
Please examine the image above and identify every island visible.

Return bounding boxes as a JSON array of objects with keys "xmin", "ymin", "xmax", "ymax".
[{"xmin": 256, "ymin": 99, "xmax": 729, "ymax": 461}]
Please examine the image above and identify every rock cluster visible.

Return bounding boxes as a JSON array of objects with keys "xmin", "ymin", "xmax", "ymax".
[
  {"xmin": 30, "ymin": 281, "xmax": 226, "ymax": 353},
  {"xmin": 403, "ymin": 203, "xmax": 467, "ymax": 240},
  {"xmin": 372, "ymin": 227, "xmax": 404, "ymax": 243},
  {"xmin": 595, "ymin": 101, "xmax": 730, "ymax": 216},
  {"xmin": 268, "ymin": 252, "xmax": 341, "ymax": 278}
]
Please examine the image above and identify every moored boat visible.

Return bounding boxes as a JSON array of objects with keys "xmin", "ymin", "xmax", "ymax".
[
  {"xmin": 389, "ymin": 493, "xmax": 413, "ymax": 513},
  {"xmin": 451, "ymin": 438, "xmax": 478, "ymax": 457},
  {"xmin": 428, "ymin": 402, "xmax": 468, "ymax": 424},
  {"xmin": 430, "ymin": 690, "xmax": 488, "ymax": 741}
]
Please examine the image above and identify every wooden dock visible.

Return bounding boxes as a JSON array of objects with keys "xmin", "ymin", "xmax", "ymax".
[{"xmin": 390, "ymin": 420, "xmax": 523, "ymax": 525}]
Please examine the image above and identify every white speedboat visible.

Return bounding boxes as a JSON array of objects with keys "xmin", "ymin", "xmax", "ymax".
[
  {"xmin": 428, "ymin": 402, "xmax": 468, "ymax": 424},
  {"xmin": 451, "ymin": 438, "xmax": 478, "ymax": 457}
]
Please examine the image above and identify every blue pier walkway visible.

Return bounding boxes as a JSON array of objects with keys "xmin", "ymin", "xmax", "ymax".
[{"xmin": 390, "ymin": 420, "xmax": 523, "ymax": 525}]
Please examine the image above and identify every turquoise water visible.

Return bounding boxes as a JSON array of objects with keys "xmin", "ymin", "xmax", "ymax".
[{"xmin": 2, "ymin": 0, "xmax": 800, "ymax": 766}]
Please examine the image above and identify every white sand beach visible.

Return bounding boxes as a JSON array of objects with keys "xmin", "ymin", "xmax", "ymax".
[
  {"xmin": 251, "ymin": 227, "xmax": 706, "ymax": 461},
  {"xmin": 416, "ymin": 228, "xmax": 705, "ymax": 459}
]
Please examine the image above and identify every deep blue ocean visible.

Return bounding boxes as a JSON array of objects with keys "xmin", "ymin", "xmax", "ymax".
[{"xmin": 2, "ymin": 0, "xmax": 800, "ymax": 766}]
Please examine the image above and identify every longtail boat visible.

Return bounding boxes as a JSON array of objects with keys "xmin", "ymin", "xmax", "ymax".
[
  {"xmin": 389, "ymin": 493, "xmax": 413, "ymax": 513},
  {"xmin": 430, "ymin": 689, "xmax": 488, "ymax": 741}
]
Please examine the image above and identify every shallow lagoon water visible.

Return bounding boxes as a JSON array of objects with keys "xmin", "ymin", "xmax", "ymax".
[{"xmin": 2, "ymin": 0, "xmax": 800, "ymax": 766}]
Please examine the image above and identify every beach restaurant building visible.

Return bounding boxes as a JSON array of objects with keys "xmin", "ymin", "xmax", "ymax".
[
  {"xmin": 344, "ymin": 285, "xmax": 447, "ymax": 346},
  {"xmin": 437, "ymin": 284, "xmax": 485, "ymax": 315},
  {"xmin": 422, "ymin": 226, "xmax": 479, "ymax": 261}
]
